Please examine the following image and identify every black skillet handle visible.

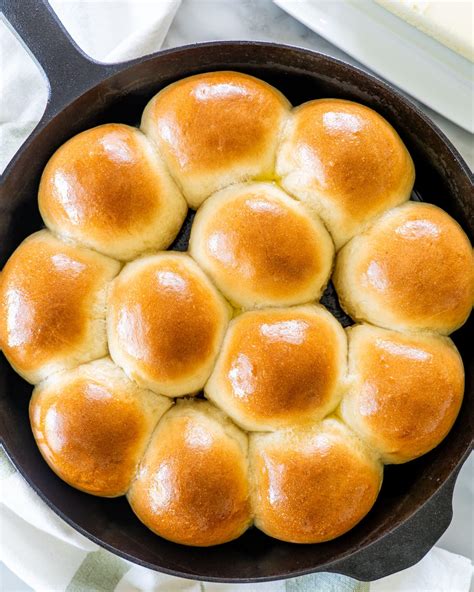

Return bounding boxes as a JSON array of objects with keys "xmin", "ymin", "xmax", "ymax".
[
  {"xmin": 1, "ymin": 0, "xmax": 121, "ymax": 126},
  {"xmin": 332, "ymin": 458, "xmax": 467, "ymax": 581}
]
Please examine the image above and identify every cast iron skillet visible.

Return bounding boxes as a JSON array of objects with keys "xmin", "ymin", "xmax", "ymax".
[{"xmin": 0, "ymin": 0, "xmax": 473, "ymax": 583}]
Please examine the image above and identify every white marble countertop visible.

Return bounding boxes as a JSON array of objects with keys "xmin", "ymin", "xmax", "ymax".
[{"xmin": 1, "ymin": 1, "xmax": 472, "ymax": 589}]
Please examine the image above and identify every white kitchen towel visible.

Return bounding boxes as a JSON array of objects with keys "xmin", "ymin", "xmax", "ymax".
[
  {"xmin": 0, "ymin": 2, "xmax": 473, "ymax": 591},
  {"xmin": 0, "ymin": 0, "xmax": 181, "ymax": 172},
  {"xmin": 1, "ymin": 448, "xmax": 473, "ymax": 592}
]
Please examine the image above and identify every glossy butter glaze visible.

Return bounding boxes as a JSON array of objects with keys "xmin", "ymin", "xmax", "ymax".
[
  {"xmin": 189, "ymin": 182, "xmax": 334, "ymax": 308},
  {"xmin": 277, "ymin": 99, "xmax": 415, "ymax": 248},
  {"xmin": 107, "ymin": 253, "xmax": 230, "ymax": 396},
  {"xmin": 340, "ymin": 325, "xmax": 465, "ymax": 463},
  {"xmin": 30, "ymin": 358, "xmax": 171, "ymax": 497},
  {"xmin": 334, "ymin": 202, "xmax": 474, "ymax": 333},
  {"xmin": 128, "ymin": 400, "xmax": 251, "ymax": 546},
  {"xmin": 141, "ymin": 71, "xmax": 291, "ymax": 207},
  {"xmin": 0, "ymin": 231, "xmax": 120, "ymax": 383},
  {"xmin": 206, "ymin": 305, "xmax": 347, "ymax": 431},
  {"xmin": 38, "ymin": 124, "xmax": 187, "ymax": 260},
  {"xmin": 250, "ymin": 418, "xmax": 383, "ymax": 543}
]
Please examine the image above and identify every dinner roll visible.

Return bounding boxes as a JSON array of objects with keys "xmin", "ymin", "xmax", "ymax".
[
  {"xmin": 250, "ymin": 418, "xmax": 382, "ymax": 543},
  {"xmin": 276, "ymin": 99, "xmax": 415, "ymax": 248},
  {"xmin": 189, "ymin": 182, "xmax": 334, "ymax": 308},
  {"xmin": 334, "ymin": 202, "xmax": 474, "ymax": 334},
  {"xmin": 30, "ymin": 358, "xmax": 171, "ymax": 497},
  {"xmin": 0, "ymin": 231, "xmax": 120, "ymax": 384},
  {"xmin": 39, "ymin": 124, "xmax": 187, "ymax": 260},
  {"xmin": 340, "ymin": 325, "xmax": 464, "ymax": 464},
  {"xmin": 107, "ymin": 252, "xmax": 231, "ymax": 397},
  {"xmin": 141, "ymin": 71, "xmax": 291, "ymax": 208},
  {"xmin": 206, "ymin": 305, "xmax": 347, "ymax": 431},
  {"xmin": 127, "ymin": 399, "xmax": 252, "ymax": 546}
]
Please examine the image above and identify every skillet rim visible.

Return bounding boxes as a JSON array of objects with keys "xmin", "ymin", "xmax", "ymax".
[{"xmin": 1, "ymin": 40, "xmax": 473, "ymax": 583}]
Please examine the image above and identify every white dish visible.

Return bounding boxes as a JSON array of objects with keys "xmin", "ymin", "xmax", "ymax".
[{"xmin": 274, "ymin": 0, "xmax": 473, "ymax": 132}]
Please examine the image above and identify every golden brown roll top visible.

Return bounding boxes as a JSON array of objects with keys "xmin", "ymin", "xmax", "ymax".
[
  {"xmin": 0, "ymin": 231, "xmax": 120, "ymax": 384},
  {"xmin": 206, "ymin": 305, "xmax": 347, "ymax": 431},
  {"xmin": 340, "ymin": 324, "xmax": 464, "ymax": 464},
  {"xmin": 333, "ymin": 202, "xmax": 474, "ymax": 334},
  {"xmin": 276, "ymin": 99, "xmax": 415, "ymax": 248},
  {"xmin": 189, "ymin": 182, "xmax": 334, "ymax": 308},
  {"xmin": 127, "ymin": 399, "xmax": 252, "ymax": 546},
  {"xmin": 30, "ymin": 358, "xmax": 171, "ymax": 497},
  {"xmin": 141, "ymin": 71, "xmax": 291, "ymax": 208},
  {"xmin": 250, "ymin": 418, "xmax": 383, "ymax": 543},
  {"xmin": 39, "ymin": 124, "xmax": 187, "ymax": 261},
  {"xmin": 107, "ymin": 252, "xmax": 231, "ymax": 397}
]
